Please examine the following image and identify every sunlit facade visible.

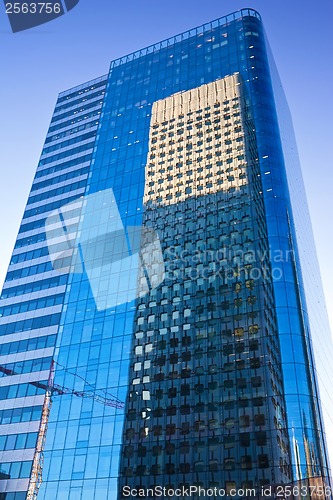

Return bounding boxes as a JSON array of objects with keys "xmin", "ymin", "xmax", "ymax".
[{"xmin": 0, "ymin": 9, "xmax": 331, "ymax": 500}]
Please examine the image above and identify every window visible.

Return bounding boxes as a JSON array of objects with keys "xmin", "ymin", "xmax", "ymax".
[
  {"xmin": 258, "ymin": 454, "xmax": 269, "ymax": 468},
  {"xmin": 240, "ymin": 415, "xmax": 250, "ymax": 428},
  {"xmin": 224, "ymin": 458, "xmax": 235, "ymax": 471},
  {"xmin": 241, "ymin": 455, "xmax": 252, "ymax": 470},
  {"xmin": 240, "ymin": 433, "xmax": 250, "ymax": 447},
  {"xmin": 254, "ymin": 414, "xmax": 265, "ymax": 426},
  {"xmin": 166, "ymin": 424, "xmax": 176, "ymax": 436}
]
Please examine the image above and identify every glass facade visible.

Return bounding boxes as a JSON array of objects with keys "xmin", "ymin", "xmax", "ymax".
[
  {"xmin": 0, "ymin": 75, "xmax": 107, "ymax": 499},
  {"xmin": 0, "ymin": 8, "xmax": 331, "ymax": 500}
]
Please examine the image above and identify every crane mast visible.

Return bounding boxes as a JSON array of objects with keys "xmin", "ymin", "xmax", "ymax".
[{"xmin": 26, "ymin": 389, "xmax": 52, "ymax": 500}]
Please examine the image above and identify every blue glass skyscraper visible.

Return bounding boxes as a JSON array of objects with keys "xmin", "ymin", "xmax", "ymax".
[{"xmin": 0, "ymin": 9, "xmax": 331, "ymax": 500}]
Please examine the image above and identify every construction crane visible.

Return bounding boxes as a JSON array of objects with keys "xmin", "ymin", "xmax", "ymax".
[{"xmin": 0, "ymin": 360, "xmax": 124, "ymax": 500}]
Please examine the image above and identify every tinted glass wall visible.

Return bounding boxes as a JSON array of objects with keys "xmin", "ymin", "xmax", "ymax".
[
  {"xmin": 0, "ymin": 8, "xmax": 330, "ymax": 500},
  {"xmin": 40, "ymin": 10, "xmax": 330, "ymax": 498}
]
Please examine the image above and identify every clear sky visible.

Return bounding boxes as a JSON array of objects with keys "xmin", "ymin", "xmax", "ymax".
[{"xmin": 1, "ymin": 0, "xmax": 332, "ymax": 459}]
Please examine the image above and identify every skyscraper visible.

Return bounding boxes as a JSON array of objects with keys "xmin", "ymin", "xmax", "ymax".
[{"xmin": 0, "ymin": 8, "xmax": 331, "ymax": 500}]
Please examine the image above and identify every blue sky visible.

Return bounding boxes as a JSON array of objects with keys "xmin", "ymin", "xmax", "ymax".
[{"xmin": 0, "ymin": 0, "xmax": 333, "ymax": 456}]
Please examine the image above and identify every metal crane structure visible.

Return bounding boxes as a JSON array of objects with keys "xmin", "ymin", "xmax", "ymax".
[{"xmin": 0, "ymin": 360, "xmax": 124, "ymax": 500}]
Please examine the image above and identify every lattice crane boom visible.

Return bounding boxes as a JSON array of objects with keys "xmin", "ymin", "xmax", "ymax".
[{"xmin": 0, "ymin": 360, "xmax": 124, "ymax": 499}]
